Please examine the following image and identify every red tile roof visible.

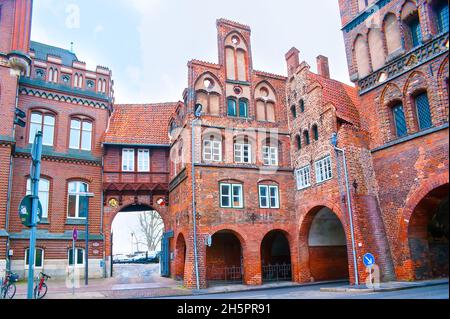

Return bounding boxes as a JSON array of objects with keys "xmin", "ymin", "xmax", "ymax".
[
  {"xmin": 104, "ymin": 103, "xmax": 180, "ymax": 146},
  {"xmin": 308, "ymin": 72, "xmax": 361, "ymax": 126}
]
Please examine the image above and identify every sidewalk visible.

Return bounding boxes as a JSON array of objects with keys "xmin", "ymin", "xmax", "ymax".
[{"xmin": 320, "ymin": 278, "xmax": 449, "ymax": 293}]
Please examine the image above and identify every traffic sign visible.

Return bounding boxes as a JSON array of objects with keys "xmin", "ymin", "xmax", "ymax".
[
  {"xmin": 73, "ymin": 228, "xmax": 78, "ymax": 241},
  {"xmin": 363, "ymin": 253, "xmax": 375, "ymax": 267},
  {"xmin": 18, "ymin": 195, "xmax": 43, "ymax": 227}
]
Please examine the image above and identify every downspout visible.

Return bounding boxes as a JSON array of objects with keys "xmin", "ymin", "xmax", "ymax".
[
  {"xmin": 100, "ymin": 151, "xmax": 106, "ymax": 278},
  {"xmin": 191, "ymin": 117, "xmax": 200, "ymax": 290},
  {"xmin": 5, "ymin": 74, "xmax": 20, "ymax": 274},
  {"xmin": 334, "ymin": 144, "xmax": 360, "ymax": 286}
]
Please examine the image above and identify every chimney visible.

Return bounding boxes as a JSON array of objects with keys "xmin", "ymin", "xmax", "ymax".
[
  {"xmin": 316, "ymin": 55, "xmax": 330, "ymax": 79},
  {"xmin": 285, "ymin": 47, "xmax": 300, "ymax": 77}
]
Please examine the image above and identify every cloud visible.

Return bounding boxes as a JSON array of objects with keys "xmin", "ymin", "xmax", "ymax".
[{"xmin": 94, "ymin": 24, "xmax": 104, "ymax": 35}]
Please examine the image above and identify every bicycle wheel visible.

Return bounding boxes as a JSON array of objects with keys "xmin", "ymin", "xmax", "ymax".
[
  {"xmin": 34, "ymin": 283, "xmax": 48, "ymax": 299},
  {"xmin": 4, "ymin": 283, "xmax": 16, "ymax": 299}
]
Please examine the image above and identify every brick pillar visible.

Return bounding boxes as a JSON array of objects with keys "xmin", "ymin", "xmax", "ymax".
[
  {"xmin": 285, "ymin": 47, "xmax": 300, "ymax": 77},
  {"xmin": 183, "ymin": 231, "xmax": 207, "ymax": 289},
  {"xmin": 243, "ymin": 241, "xmax": 262, "ymax": 285}
]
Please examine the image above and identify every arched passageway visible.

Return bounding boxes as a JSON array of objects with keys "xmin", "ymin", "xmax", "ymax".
[
  {"xmin": 307, "ymin": 207, "xmax": 349, "ymax": 281},
  {"xmin": 408, "ymin": 184, "xmax": 449, "ymax": 280},
  {"xmin": 206, "ymin": 230, "xmax": 243, "ymax": 285},
  {"xmin": 261, "ymin": 230, "xmax": 292, "ymax": 282}
]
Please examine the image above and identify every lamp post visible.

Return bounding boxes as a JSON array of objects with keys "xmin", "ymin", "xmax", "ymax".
[
  {"xmin": 191, "ymin": 103, "xmax": 203, "ymax": 290},
  {"xmin": 331, "ymin": 133, "xmax": 359, "ymax": 286}
]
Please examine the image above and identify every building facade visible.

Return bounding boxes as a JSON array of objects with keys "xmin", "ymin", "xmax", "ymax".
[{"xmin": 0, "ymin": 0, "xmax": 448, "ymax": 286}]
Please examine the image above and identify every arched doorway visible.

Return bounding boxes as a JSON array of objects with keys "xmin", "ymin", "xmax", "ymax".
[
  {"xmin": 174, "ymin": 233, "xmax": 186, "ymax": 282},
  {"xmin": 110, "ymin": 204, "xmax": 164, "ymax": 283},
  {"xmin": 261, "ymin": 230, "xmax": 292, "ymax": 282},
  {"xmin": 206, "ymin": 230, "xmax": 243, "ymax": 285},
  {"xmin": 408, "ymin": 184, "xmax": 449, "ymax": 280},
  {"xmin": 306, "ymin": 207, "xmax": 349, "ymax": 281}
]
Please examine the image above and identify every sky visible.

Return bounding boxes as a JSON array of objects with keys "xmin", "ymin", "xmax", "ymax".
[{"xmin": 30, "ymin": 0, "xmax": 352, "ymax": 104}]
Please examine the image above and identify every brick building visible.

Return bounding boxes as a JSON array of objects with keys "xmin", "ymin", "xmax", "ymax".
[
  {"xmin": 337, "ymin": 0, "xmax": 449, "ymax": 281},
  {"xmin": 0, "ymin": 0, "xmax": 448, "ymax": 287}
]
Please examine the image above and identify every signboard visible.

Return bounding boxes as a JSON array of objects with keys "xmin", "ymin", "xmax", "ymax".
[
  {"xmin": 363, "ymin": 253, "xmax": 375, "ymax": 267},
  {"xmin": 18, "ymin": 195, "xmax": 43, "ymax": 228},
  {"xmin": 73, "ymin": 228, "xmax": 78, "ymax": 241}
]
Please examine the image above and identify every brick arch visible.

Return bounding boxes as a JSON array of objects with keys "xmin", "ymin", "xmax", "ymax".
[
  {"xmin": 403, "ymin": 71, "xmax": 429, "ymax": 97},
  {"xmin": 209, "ymin": 227, "xmax": 247, "ymax": 250},
  {"xmin": 174, "ymin": 231, "xmax": 187, "ymax": 280},
  {"xmin": 194, "ymin": 71, "xmax": 224, "ymax": 94},
  {"xmin": 298, "ymin": 204, "xmax": 352, "ymax": 283},
  {"xmin": 396, "ymin": 173, "xmax": 449, "ymax": 280},
  {"xmin": 380, "ymin": 83, "xmax": 404, "ymax": 141}
]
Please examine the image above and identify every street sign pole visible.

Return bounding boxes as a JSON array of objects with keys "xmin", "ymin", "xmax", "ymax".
[
  {"xmin": 72, "ymin": 227, "xmax": 78, "ymax": 295},
  {"xmin": 27, "ymin": 131, "xmax": 43, "ymax": 299},
  {"xmin": 85, "ymin": 199, "xmax": 89, "ymax": 286}
]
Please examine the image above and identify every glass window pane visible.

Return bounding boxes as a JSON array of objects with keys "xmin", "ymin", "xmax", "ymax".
[
  {"xmin": 393, "ymin": 104, "xmax": 408, "ymax": 137},
  {"xmin": 71, "ymin": 119, "xmax": 81, "ymax": 129},
  {"xmin": 81, "ymin": 130, "xmax": 92, "ymax": 150},
  {"xmin": 239, "ymin": 100, "xmax": 248, "ymax": 118},
  {"xmin": 415, "ymin": 93, "xmax": 432, "ymax": 130},
  {"xmin": 68, "ymin": 195, "xmax": 76, "ymax": 217},
  {"xmin": 42, "ymin": 124, "xmax": 54, "ymax": 146},
  {"xmin": 83, "ymin": 121, "xmax": 93, "ymax": 132},
  {"xmin": 29, "ymin": 123, "xmax": 42, "ymax": 143},
  {"xmin": 70, "ymin": 128, "xmax": 80, "ymax": 149},
  {"xmin": 44, "ymin": 115, "xmax": 55, "ymax": 126},
  {"xmin": 77, "ymin": 249, "xmax": 84, "ymax": 265},
  {"xmin": 31, "ymin": 113, "xmax": 42, "ymax": 124},
  {"xmin": 35, "ymin": 249, "xmax": 43, "ymax": 268},
  {"xmin": 228, "ymin": 99, "xmax": 237, "ymax": 117},
  {"xmin": 25, "ymin": 249, "xmax": 30, "ymax": 265},
  {"xmin": 69, "ymin": 249, "xmax": 74, "ymax": 265}
]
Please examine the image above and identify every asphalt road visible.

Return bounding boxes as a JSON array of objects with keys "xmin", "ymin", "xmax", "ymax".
[{"xmin": 163, "ymin": 282, "xmax": 449, "ymax": 299}]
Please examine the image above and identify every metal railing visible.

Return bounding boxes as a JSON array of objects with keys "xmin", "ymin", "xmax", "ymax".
[
  {"xmin": 207, "ymin": 266, "xmax": 243, "ymax": 284},
  {"xmin": 262, "ymin": 263, "xmax": 292, "ymax": 282}
]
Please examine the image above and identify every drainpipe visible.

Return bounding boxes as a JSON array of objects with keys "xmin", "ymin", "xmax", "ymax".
[
  {"xmin": 331, "ymin": 133, "xmax": 359, "ymax": 286},
  {"xmin": 100, "ymin": 152, "xmax": 106, "ymax": 278},
  {"xmin": 4, "ymin": 74, "xmax": 20, "ymax": 274},
  {"xmin": 191, "ymin": 116, "xmax": 200, "ymax": 290}
]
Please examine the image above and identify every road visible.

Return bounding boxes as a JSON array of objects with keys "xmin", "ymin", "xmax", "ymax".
[{"xmin": 162, "ymin": 282, "xmax": 449, "ymax": 299}]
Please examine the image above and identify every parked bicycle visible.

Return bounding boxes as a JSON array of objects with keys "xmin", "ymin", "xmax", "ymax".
[
  {"xmin": 34, "ymin": 272, "xmax": 51, "ymax": 299},
  {"xmin": 0, "ymin": 271, "xmax": 19, "ymax": 299}
]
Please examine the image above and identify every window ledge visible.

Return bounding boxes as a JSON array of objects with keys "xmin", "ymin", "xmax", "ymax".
[
  {"xmin": 39, "ymin": 218, "xmax": 50, "ymax": 225},
  {"xmin": 66, "ymin": 219, "xmax": 87, "ymax": 225}
]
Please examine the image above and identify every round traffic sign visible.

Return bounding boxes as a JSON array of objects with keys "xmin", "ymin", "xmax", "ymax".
[
  {"xmin": 363, "ymin": 253, "xmax": 375, "ymax": 267},
  {"xmin": 18, "ymin": 195, "xmax": 43, "ymax": 228},
  {"xmin": 73, "ymin": 228, "xmax": 78, "ymax": 241}
]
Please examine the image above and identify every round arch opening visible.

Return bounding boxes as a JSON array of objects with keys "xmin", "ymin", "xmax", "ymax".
[
  {"xmin": 261, "ymin": 230, "xmax": 292, "ymax": 282},
  {"xmin": 408, "ymin": 183, "xmax": 449, "ymax": 280},
  {"xmin": 206, "ymin": 230, "xmax": 243, "ymax": 285},
  {"xmin": 306, "ymin": 207, "xmax": 350, "ymax": 281}
]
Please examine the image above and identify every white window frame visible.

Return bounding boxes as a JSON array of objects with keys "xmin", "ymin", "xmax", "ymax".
[
  {"xmin": 259, "ymin": 185, "xmax": 280, "ymax": 209},
  {"xmin": 122, "ymin": 149, "xmax": 135, "ymax": 172},
  {"xmin": 295, "ymin": 166, "xmax": 311, "ymax": 190},
  {"xmin": 263, "ymin": 146, "xmax": 279, "ymax": 166},
  {"xmin": 25, "ymin": 248, "xmax": 44, "ymax": 269},
  {"xmin": 315, "ymin": 156, "xmax": 333, "ymax": 183},
  {"xmin": 68, "ymin": 248, "xmax": 85, "ymax": 267},
  {"xmin": 26, "ymin": 178, "xmax": 50, "ymax": 219},
  {"xmin": 234, "ymin": 143, "xmax": 251, "ymax": 164},
  {"xmin": 138, "ymin": 149, "xmax": 150, "ymax": 172},
  {"xmin": 203, "ymin": 140, "xmax": 222, "ymax": 162},
  {"xmin": 220, "ymin": 183, "xmax": 243, "ymax": 208},
  {"xmin": 29, "ymin": 112, "xmax": 55, "ymax": 146},
  {"xmin": 67, "ymin": 181, "xmax": 89, "ymax": 219}
]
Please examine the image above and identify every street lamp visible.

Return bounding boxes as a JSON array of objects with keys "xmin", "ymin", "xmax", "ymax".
[
  {"xmin": 191, "ymin": 103, "xmax": 202, "ymax": 290},
  {"xmin": 330, "ymin": 132, "xmax": 359, "ymax": 286}
]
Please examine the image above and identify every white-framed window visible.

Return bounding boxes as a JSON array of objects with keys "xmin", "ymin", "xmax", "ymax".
[
  {"xmin": 259, "ymin": 185, "xmax": 280, "ymax": 209},
  {"xmin": 234, "ymin": 143, "xmax": 251, "ymax": 164},
  {"xmin": 69, "ymin": 119, "xmax": 92, "ymax": 151},
  {"xmin": 68, "ymin": 248, "xmax": 85, "ymax": 266},
  {"xmin": 67, "ymin": 181, "xmax": 89, "ymax": 219},
  {"xmin": 295, "ymin": 166, "xmax": 311, "ymax": 190},
  {"xmin": 315, "ymin": 156, "xmax": 333, "ymax": 183},
  {"xmin": 122, "ymin": 149, "xmax": 135, "ymax": 172},
  {"xmin": 138, "ymin": 149, "xmax": 150, "ymax": 172},
  {"xmin": 26, "ymin": 178, "xmax": 50, "ymax": 219},
  {"xmin": 203, "ymin": 140, "xmax": 222, "ymax": 162},
  {"xmin": 262, "ymin": 146, "xmax": 278, "ymax": 166},
  {"xmin": 25, "ymin": 248, "xmax": 44, "ymax": 269},
  {"xmin": 220, "ymin": 183, "xmax": 243, "ymax": 208},
  {"xmin": 29, "ymin": 112, "xmax": 55, "ymax": 146}
]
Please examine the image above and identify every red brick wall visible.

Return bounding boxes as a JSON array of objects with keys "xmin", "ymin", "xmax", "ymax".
[{"xmin": 309, "ymin": 246, "xmax": 349, "ymax": 281}]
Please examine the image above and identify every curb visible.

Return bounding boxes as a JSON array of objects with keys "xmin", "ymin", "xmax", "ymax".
[
  {"xmin": 320, "ymin": 280, "xmax": 449, "ymax": 293},
  {"xmin": 146, "ymin": 280, "xmax": 348, "ymax": 299}
]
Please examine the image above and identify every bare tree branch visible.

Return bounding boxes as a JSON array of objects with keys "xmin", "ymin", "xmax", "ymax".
[{"xmin": 137, "ymin": 211, "xmax": 164, "ymax": 251}]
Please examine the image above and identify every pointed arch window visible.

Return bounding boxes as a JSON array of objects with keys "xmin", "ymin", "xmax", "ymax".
[
  {"xmin": 392, "ymin": 103, "xmax": 408, "ymax": 138},
  {"xmin": 296, "ymin": 135, "xmax": 302, "ymax": 150},
  {"xmin": 312, "ymin": 125, "xmax": 319, "ymax": 141},
  {"xmin": 414, "ymin": 92, "xmax": 432, "ymax": 130},
  {"xmin": 303, "ymin": 130, "xmax": 310, "ymax": 145}
]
